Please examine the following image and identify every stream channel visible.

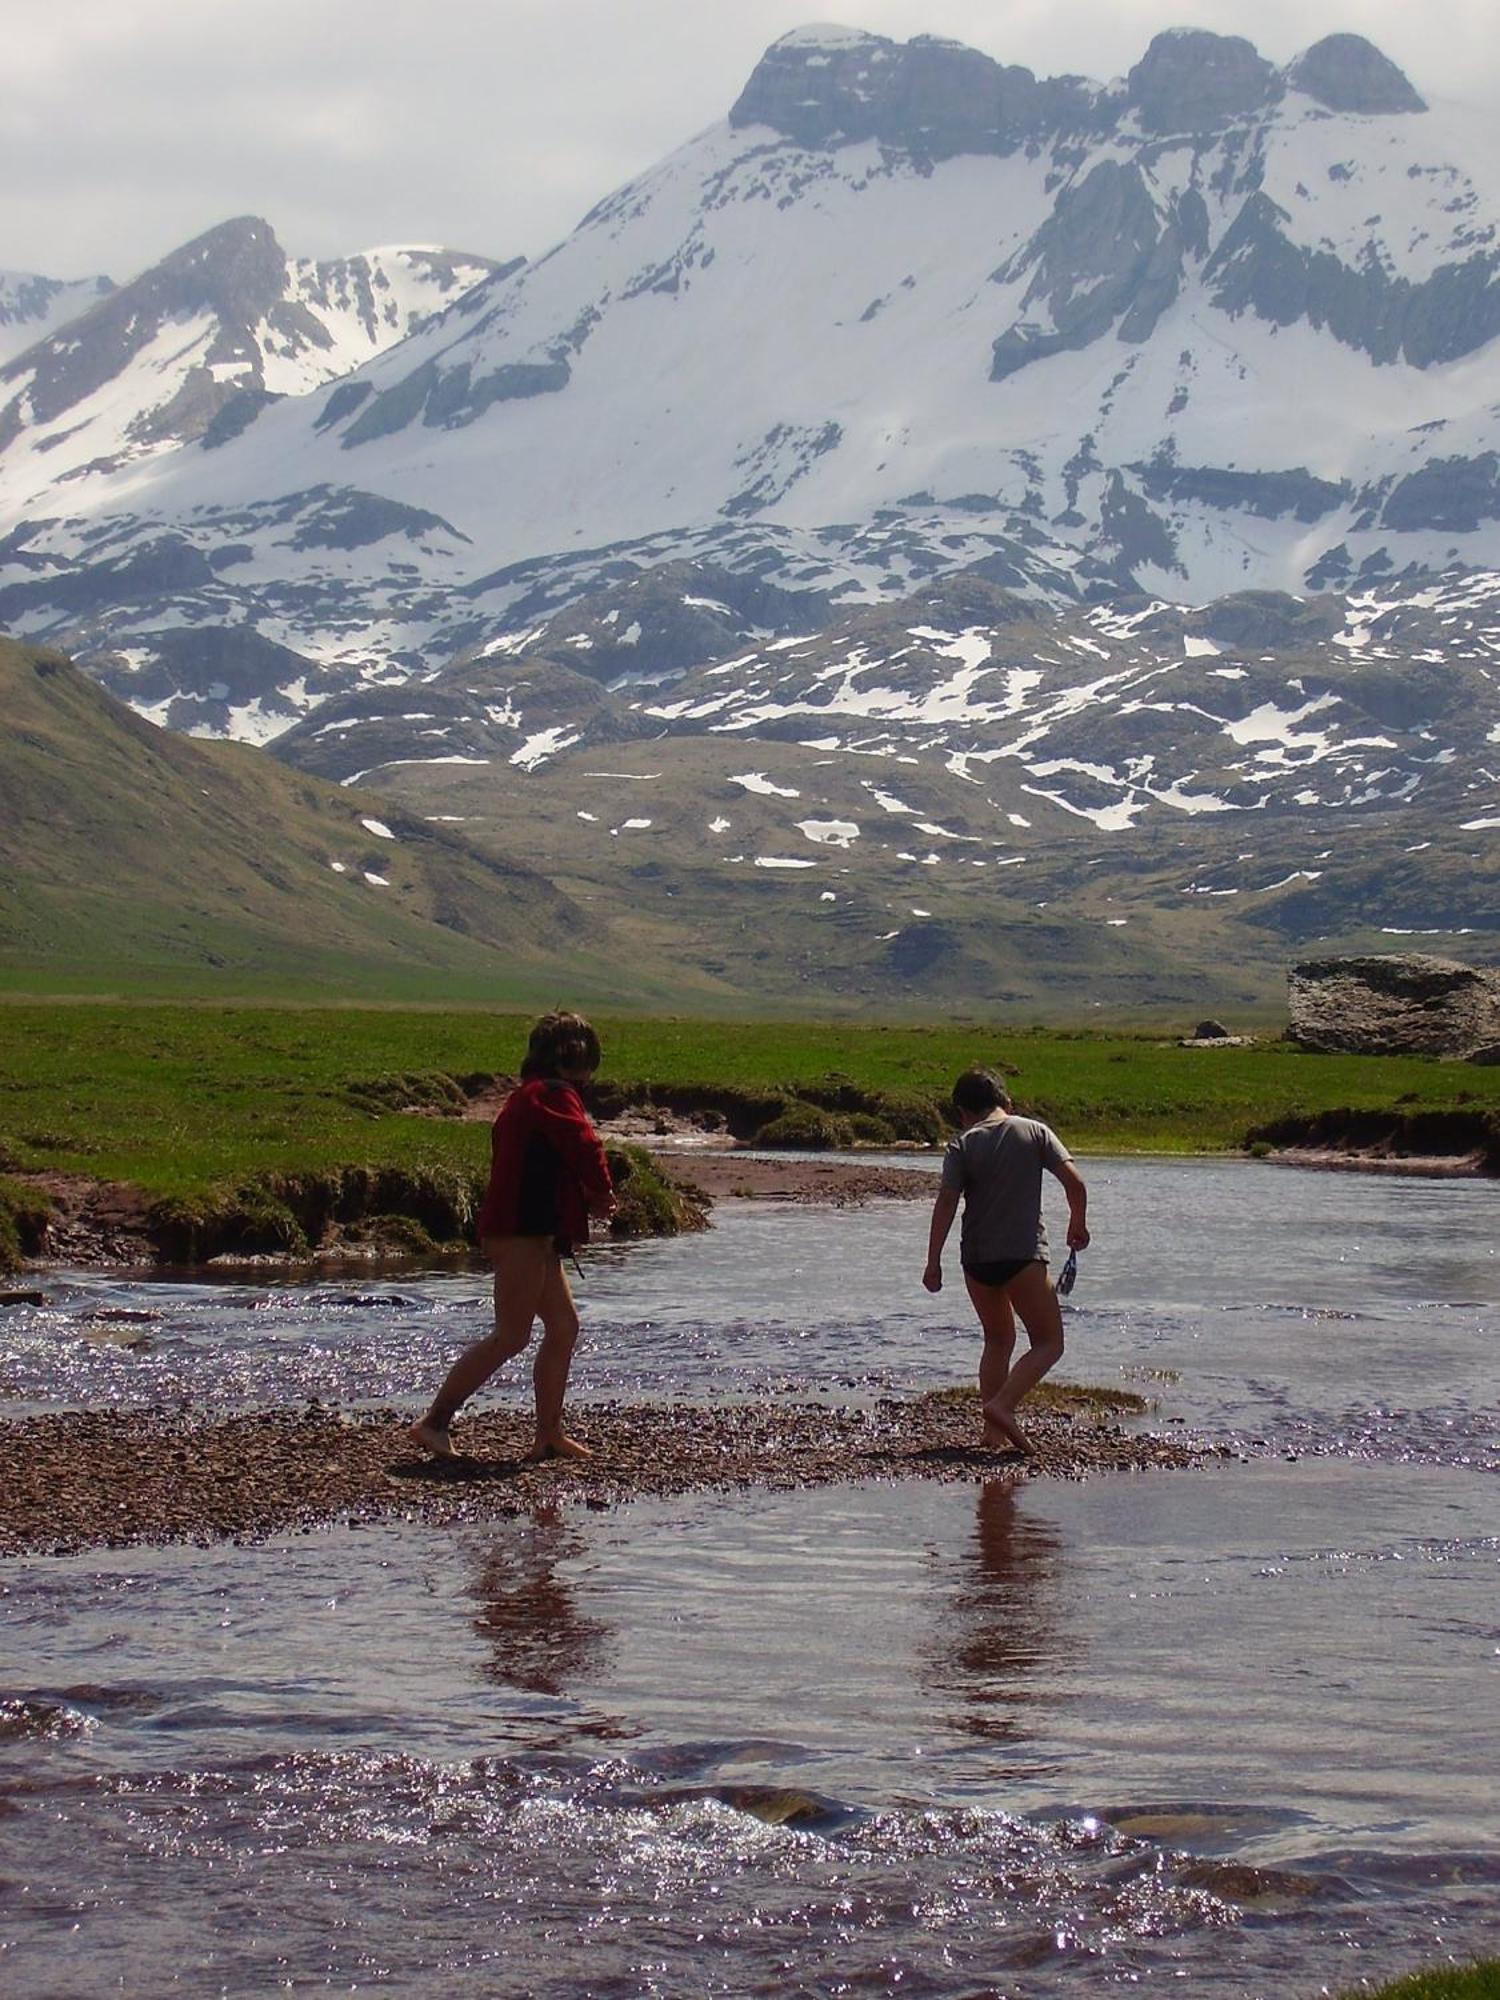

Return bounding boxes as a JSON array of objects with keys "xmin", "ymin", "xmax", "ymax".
[{"xmin": 2, "ymin": 1157, "xmax": 1497, "ymax": 1996}]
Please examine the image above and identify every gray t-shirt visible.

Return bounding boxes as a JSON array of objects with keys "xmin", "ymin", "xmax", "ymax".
[{"xmin": 940, "ymin": 1113, "xmax": 1071, "ymax": 1264}]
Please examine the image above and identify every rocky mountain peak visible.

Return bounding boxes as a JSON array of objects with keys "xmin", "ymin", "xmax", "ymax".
[
  {"xmin": 1125, "ymin": 28, "xmax": 1281, "ymax": 134},
  {"xmin": 0, "ymin": 219, "xmax": 502, "ymax": 509},
  {"xmin": 3, "ymin": 216, "xmax": 289, "ymax": 430},
  {"xmin": 729, "ymin": 23, "xmax": 1054, "ymax": 157},
  {"xmin": 726, "ymin": 22, "xmax": 1425, "ymax": 160},
  {"xmin": 1284, "ymin": 34, "xmax": 1426, "ymax": 115},
  {"xmin": 145, "ymin": 215, "xmax": 290, "ymax": 325}
]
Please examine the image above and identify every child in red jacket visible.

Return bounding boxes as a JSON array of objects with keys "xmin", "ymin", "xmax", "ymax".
[{"xmin": 409, "ymin": 1010, "xmax": 616, "ymax": 1462}]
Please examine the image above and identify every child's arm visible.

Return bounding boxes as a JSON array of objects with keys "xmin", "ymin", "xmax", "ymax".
[
  {"xmin": 1049, "ymin": 1158, "xmax": 1090, "ymax": 1249},
  {"xmin": 536, "ymin": 1084, "xmax": 616, "ymax": 1213},
  {"xmin": 923, "ymin": 1185, "xmax": 960, "ymax": 1292}
]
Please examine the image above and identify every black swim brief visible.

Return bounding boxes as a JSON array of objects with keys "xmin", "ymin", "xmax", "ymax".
[{"xmin": 962, "ymin": 1256, "xmax": 1041, "ymax": 1288}]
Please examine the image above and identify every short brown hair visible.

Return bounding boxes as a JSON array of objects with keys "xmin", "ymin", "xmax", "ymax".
[
  {"xmin": 521, "ymin": 1009, "xmax": 602, "ymax": 1080},
  {"xmin": 952, "ymin": 1067, "xmax": 1011, "ymax": 1114}
]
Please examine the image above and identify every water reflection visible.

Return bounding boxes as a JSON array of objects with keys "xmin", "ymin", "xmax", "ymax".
[
  {"xmin": 468, "ymin": 1504, "xmax": 611, "ymax": 1702},
  {"xmin": 927, "ymin": 1480, "xmax": 1066, "ymax": 1743}
]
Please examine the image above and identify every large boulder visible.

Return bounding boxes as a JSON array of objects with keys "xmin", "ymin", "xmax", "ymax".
[{"xmin": 1287, "ymin": 955, "xmax": 1500, "ymax": 1057}]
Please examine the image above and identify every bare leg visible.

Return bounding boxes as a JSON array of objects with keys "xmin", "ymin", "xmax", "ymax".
[
  {"xmin": 409, "ymin": 1237, "xmax": 548, "ymax": 1455},
  {"xmin": 981, "ymin": 1260, "xmax": 1065, "ymax": 1455},
  {"xmin": 528, "ymin": 1252, "xmax": 587, "ymax": 1459},
  {"xmin": 965, "ymin": 1274, "xmax": 1017, "ymax": 1449}
]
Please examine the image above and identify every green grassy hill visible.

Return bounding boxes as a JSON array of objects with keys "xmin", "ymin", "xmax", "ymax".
[{"xmin": 0, "ymin": 635, "xmax": 677, "ymax": 1004}]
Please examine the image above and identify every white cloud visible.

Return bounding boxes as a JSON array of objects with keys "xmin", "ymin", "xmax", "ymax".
[{"xmin": 3, "ymin": 0, "xmax": 1493, "ymax": 279}]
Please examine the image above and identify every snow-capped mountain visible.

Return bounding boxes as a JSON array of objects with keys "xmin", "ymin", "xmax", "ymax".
[
  {"xmin": 0, "ymin": 218, "xmax": 507, "ymax": 519},
  {"xmin": 0, "ymin": 267, "xmax": 115, "ymax": 367},
  {"xmin": 1, "ymin": 23, "xmax": 1498, "ymax": 997},
  {"xmin": 7, "ymin": 22, "xmax": 1500, "ymax": 718}
]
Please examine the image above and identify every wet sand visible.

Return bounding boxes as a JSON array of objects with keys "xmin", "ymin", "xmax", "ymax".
[{"xmin": 0, "ymin": 1396, "xmax": 1220, "ymax": 1557}]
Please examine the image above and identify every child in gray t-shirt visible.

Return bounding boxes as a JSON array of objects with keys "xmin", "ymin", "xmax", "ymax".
[{"xmin": 923, "ymin": 1067, "xmax": 1089, "ymax": 1456}]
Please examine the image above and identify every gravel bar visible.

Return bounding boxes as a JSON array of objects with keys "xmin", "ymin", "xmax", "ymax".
[{"xmin": 0, "ymin": 1399, "xmax": 1222, "ymax": 1557}]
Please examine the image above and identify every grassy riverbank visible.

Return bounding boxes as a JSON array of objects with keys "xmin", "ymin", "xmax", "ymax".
[
  {"xmin": 3, "ymin": 999, "xmax": 1498, "ymax": 1204},
  {"xmin": 1350, "ymin": 1964, "xmax": 1500, "ymax": 1999}
]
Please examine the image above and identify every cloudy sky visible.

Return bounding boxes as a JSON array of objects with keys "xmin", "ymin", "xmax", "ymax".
[{"xmin": 8, "ymin": 0, "xmax": 1498, "ymax": 281}]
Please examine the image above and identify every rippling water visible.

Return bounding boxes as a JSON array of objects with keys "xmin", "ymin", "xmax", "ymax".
[{"xmin": 2, "ymin": 1160, "xmax": 1497, "ymax": 1996}]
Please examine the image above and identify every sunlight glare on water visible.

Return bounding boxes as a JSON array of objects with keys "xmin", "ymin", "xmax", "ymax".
[{"xmin": 1, "ymin": 1158, "xmax": 1497, "ymax": 1995}]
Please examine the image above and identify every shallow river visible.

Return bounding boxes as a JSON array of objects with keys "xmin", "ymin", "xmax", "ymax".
[{"xmin": 2, "ymin": 1159, "xmax": 1497, "ymax": 1997}]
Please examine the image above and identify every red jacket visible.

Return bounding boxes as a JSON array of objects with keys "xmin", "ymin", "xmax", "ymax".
[{"xmin": 476, "ymin": 1077, "xmax": 613, "ymax": 1248}]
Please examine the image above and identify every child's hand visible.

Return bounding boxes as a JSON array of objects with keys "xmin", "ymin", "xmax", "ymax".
[
  {"xmin": 592, "ymin": 1193, "xmax": 619, "ymax": 1219},
  {"xmin": 1067, "ymin": 1223, "xmax": 1090, "ymax": 1250},
  {"xmin": 922, "ymin": 1261, "xmax": 943, "ymax": 1292}
]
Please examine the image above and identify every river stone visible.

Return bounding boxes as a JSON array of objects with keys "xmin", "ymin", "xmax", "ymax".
[{"xmin": 1287, "ymin": 955, "xmax": 1500, "ymax": 1057}]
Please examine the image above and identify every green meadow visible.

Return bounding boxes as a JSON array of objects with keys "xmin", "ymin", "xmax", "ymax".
[{"xmin": 3, "ymin": 999, "xmax": 1498, "ymax": 1203}]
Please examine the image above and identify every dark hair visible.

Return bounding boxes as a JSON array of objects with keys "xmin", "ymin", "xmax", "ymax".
[
  {"xmin": 521, "ymin": 1009, "xmax": 602, "ymax": 1080},
  {"xmin": 952, "ymin": 1067, "xmax": 1011, "ymax": 1115}
]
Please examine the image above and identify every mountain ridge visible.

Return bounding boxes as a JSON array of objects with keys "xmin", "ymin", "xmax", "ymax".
[
  {"xmin": 2, "ymin": 22, "xmax": 1498, "ymax": 1003},
  {"xmin": 0, "ymin": 217, "xmax": 507, "ymax": 519},
  {"xmin": 0, "ymin": 268, "xmax": 115, "ymax": 367},
  {"xmin": 6, "ymin": 24, "xmax": 1500, "ymax": 651}
]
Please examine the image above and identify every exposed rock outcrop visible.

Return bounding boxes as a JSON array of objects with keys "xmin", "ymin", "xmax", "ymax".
[
  {"xmin": 728, "ymin": 25, "xmax": 1070, "ymax": 156},
  {"xmin": 990, "ymin": 161, "xmax": 1181, "ymax": 379},
  {"xmin": 1126, "ymin": 29, "xmax": 1281, "ymax": 134},
  {"xmin": 1285, "ymin": 34, "xmax": 1425, "ymax": 115},
  {"xmin": 730, "ymin": 24, "xmax": 1386, "ymax": 155},
  {"xmin": 1204, "ymin": 192, "xmax": 1500, "ymax": 372},
  {"xmin": 1287, "ymin": 955, "xmax": 1500, "ymax": 1057}
]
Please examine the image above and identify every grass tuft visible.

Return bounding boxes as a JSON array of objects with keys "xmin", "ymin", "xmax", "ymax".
[
  {"xmin": 606, "ymin": 1144, "xmax": 710, "ymax": 1238},
  {"xmin": 1341, "ymin": 1961, "xmax": 1500, "ymax": 1999},
  {"xmin": 0, "ymin": 1177, "xmax": 53, "ymax": 1274}
]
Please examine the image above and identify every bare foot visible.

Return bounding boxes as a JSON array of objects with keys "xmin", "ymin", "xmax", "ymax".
[
  {"xmin": 981, "ymin": 1398, "xmax": 1035, "ymax": 1456},
  {"xmin": 408, "ymin": 1418, "xmax": 455, "ymax": 1460},
  {"xmin": 527, "ymin": 1432, "xmax": 592, "ymax": 1462}
]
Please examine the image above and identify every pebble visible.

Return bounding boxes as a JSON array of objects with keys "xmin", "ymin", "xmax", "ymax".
[{"xmin": 0, "ymin": 1398, "xmax": 1211, "ymax": 1557}]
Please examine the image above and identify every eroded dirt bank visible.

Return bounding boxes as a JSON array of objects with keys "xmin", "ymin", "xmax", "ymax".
[
  {"xmin": 7, "ymin": 1146, "xmax": 933, "ymax": 1274},
  {"xmin": 667, "ymin": 1152, "xmax": 935, "ymax": 1205},
  {"xmin": 1248, "ymin": 1106, "xmax": 1500, "ymax": 1175},
  {"xmin": 0, "ymin": 1395, "xmax": 1220, "ymax": 1558}
]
